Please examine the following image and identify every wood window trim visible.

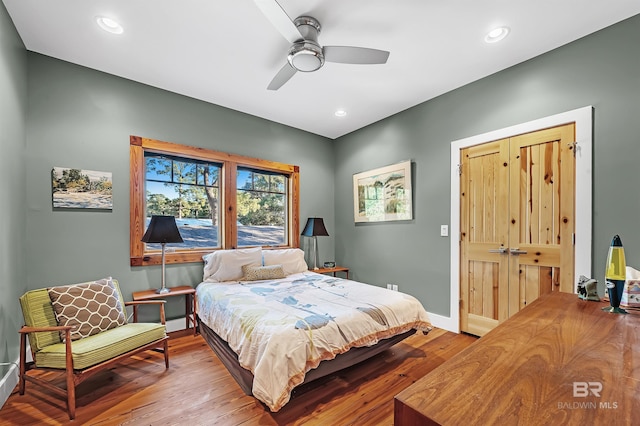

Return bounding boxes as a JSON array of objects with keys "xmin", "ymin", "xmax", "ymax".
[{"xmin": 130, "ymin": 135, "xmax": 300, "ymax": 266}]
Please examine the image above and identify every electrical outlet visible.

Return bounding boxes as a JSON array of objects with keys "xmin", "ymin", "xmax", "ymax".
[
  {"xmin": 392, "ymin": 284, "xmax": 398, "ymax": 291},
  {"xmin": 440, "ymin": 225, "xmax": 449, "ymax": 237},
  {"xmin": 387, "ymin": 284, "xmax": 393, "ymax": 290}
]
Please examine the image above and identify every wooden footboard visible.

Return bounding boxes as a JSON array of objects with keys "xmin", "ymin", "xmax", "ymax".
[{"xmin": 198, "ymin": 315, "xmax": 417, "ymax": 397}]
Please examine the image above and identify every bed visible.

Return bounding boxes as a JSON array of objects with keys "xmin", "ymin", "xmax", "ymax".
[{"xmin": 196, "ymin": 247, "xmax": 432, "ymax": 412}]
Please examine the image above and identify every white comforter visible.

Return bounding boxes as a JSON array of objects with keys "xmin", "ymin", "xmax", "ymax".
[{"xmin": 196, "ymin": 271, "xmax": 432, "ymax": 411}]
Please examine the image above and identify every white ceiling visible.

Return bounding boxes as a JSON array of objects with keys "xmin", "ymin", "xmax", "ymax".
[{"xmin": 4, "ymin": 1, "xmax": 640, "ymax": 139}]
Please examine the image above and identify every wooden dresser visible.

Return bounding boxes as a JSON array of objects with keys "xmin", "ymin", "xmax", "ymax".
[{"xmin": 394, "ymin": 292, "xmax": 640, "ymax": 425}]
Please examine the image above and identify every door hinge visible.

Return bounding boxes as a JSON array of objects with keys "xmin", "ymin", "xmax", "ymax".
[{"xmin": 457, "ymin": 163, "xmax": 462, "ymax": 176}]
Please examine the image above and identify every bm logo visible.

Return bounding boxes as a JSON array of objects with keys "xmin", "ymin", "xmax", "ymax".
[{"xmin": 573, "ymin": 382, "xmax": 602, "ymax": 397}]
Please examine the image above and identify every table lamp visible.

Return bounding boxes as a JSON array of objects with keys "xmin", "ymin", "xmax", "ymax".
[
  {"xmin": 301, "ymin": 217, "xmax": 329, "ymax": 270},
  {"xmin": 141, "ymin": 215, "xmax": 183, "ymax": 294},
  {"xmin": 602, "ymin": 234, "xmax": 627, "ymax": 314}
]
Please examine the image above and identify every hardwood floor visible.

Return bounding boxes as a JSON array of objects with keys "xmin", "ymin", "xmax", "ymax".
[{"xmin": 1, "ymin": 328, "xmax": 476, "ymax": 425}]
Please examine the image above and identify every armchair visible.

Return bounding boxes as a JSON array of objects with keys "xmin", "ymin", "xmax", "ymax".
[{"xmin": 18, "ymin": 277, "xmax": 169, "ymax": 420}]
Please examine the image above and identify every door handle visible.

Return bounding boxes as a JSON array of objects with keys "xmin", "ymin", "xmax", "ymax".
[
  {"xmin": 510, "ymin": 248, "xmax": 528, "ymax": 255},
  {"xmin": 488, "ymin": 247, "xmax": 507, "ymax": 254}
]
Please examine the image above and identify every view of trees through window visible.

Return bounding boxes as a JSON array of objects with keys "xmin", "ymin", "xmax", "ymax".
[
  {"xmin": 237, "ymin": 167, "xmax": 286, "ymax": 247},
  {"xmin": 144, "ymin": 153, "xmax": 287, "ymax": 250}
]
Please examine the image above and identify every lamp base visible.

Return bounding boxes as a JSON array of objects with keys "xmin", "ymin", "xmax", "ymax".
[
  {"xmin": 601, "ymin": 306, "xmax": 627, "ymax": 314},
  {"xmin": 156, "ymin": 287, "xmax": 170, "ymax": 294}
]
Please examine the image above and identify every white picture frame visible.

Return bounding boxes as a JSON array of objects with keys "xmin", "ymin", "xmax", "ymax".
[{"xmin": 353, "ymin": 160, "xmax": 413, "ymax": 223}]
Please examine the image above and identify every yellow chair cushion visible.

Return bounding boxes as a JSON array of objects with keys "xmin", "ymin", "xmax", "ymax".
[{"xmin": 35, "ymin": 322, "xmax": 167, "ymax": 370}]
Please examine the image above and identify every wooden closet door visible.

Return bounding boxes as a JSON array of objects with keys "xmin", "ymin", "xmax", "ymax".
[
  {"xmin": 460, "ymin": 139, "xmax": 510, "ymax": 337},
  {"xmin": 460, "ymin": 123, "xmax": 576, "ymax": 336},
  {"xmin": 507, "ymin": 124, "xmax": 575, "ymax": 314}
]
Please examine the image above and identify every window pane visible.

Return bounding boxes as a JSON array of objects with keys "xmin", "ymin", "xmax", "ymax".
[
  {"xmin": 237, "ymin": 190, "xmax": 286, "ymax": 247},
  {"xmin": 173, "ymin": 160, "xmax": 197, "ymax": 184},
  {"xmin": 253, "ymin": 173, "xmax": 270, "ymax": 191},
  {"xmin": 197, "ymin": 164, "xmax": 219, "ymax": 187},
  {"xmin": 237, "ymin": 169, "xmax": 252, "ymax": 190},
  {"xmin": 145, "ymin": 158, "xmax": 221, "ymax": 250},
  {"xmin": 271, "ymin": 175, "xmax": 285, "ymax": 192},
  {"xmin": 145, "ymin": 156, "xmax": 172, "ymax": 182}
]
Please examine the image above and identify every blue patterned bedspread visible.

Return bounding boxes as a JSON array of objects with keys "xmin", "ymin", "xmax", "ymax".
[{"xmin": 196, "ymin": 271, "xmax": 432, "ymax": 411}]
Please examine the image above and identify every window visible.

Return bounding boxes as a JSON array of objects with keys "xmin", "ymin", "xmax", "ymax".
[
  {"xmin": 130, "ymin": 136, "xmax": 300, "ymax": 266},
  {"xmin": 236, "ymin": 167, "xmax": 287, "ymax": 247}
]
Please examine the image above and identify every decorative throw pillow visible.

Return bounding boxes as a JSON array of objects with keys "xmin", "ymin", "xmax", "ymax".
[
  {"xmin": 242, "ymin": 264, "xmax": 286, "ymax": 281},
  {"xmin": 48, "ymin": 277, "xmax": 127, "ymax": 341},
  {"xmin": 263, "ymin": 248, "xmax": 308, "ymax": 275}
]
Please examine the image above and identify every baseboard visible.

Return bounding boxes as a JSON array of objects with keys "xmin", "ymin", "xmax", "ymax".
[
  {"xmin": 0, "ymin": 360, "xmax": 19, "ymax": 410},
  {"xmin": 426, "ymin": 311, "xmax": 458, "ymax": 333}
]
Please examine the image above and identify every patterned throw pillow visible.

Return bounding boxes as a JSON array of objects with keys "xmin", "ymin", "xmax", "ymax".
[
  {"xmin": 241, "ymin": 264, "xmax": 286, "ymax": 281},
  {"xmin": 48, "ymin": 277, "xmax": 127, "ymax": 341}
]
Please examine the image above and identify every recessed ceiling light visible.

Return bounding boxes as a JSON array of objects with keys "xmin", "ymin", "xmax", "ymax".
[
  {"xmin": 96, "ymin": 16, "xmax": 124, "ymax": 35},
  {"xmin": 484, "ymin": 26, "xmax": 510, "ymax": 43},
  {"xmin": 335, "ymin": 109, "xmax": 347, "ymax": 117}
]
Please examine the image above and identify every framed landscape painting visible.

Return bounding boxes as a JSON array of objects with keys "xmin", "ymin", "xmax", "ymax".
[
  {"xmin": 353, "ymin": 160, "xmax": 413, "ymax": 223},
  {"xmin": 52, "ymin": 167, "xmax": 113, "ymax": 210}
]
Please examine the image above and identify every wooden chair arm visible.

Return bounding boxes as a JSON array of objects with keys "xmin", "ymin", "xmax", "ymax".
[{"xmin": 19, "ymin": 325, "xmax": 74, "ymax": 334}]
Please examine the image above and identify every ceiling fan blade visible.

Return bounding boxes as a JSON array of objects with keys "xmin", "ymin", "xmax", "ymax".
[
  {"xmin": 324, "ymin": 46, "xmax": 390, "ymax": 64},
  {"xmin": 254, "ymin": 0, "xmax": 302, "ymax": 43},
  {"xmin": 267, "ymin": 63, "xmax": 297, "ymax": 90}
]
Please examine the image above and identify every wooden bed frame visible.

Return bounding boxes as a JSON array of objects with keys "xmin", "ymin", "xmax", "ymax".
[{"xmin": 198, "ymin": 315, "xmax": 417, "ymax": 396}]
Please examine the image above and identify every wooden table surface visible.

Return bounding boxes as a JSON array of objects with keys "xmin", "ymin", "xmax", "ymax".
[{"xmin": 394, "ymin": 292, "xmax": 640, "ymax": 425}]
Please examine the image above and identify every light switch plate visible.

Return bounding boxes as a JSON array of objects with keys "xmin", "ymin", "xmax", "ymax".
[{"xmin": 440, "ymin": 225, "xmax": 449, "ymax": 237}]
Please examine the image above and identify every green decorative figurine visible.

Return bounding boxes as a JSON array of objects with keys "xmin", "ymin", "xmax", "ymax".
[{"xmin": 577, "ymin": 275, "xmax": 600, "ymax": 301}]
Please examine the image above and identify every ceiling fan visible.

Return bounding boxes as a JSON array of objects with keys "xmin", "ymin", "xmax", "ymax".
[{"xmin": 254, "ymin": 0, "xmax": 390, "ymax": 90}]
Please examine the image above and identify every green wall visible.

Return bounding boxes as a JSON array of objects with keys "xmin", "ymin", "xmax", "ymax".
[
  {"xmin": 24, "ymin": 54, "xmax": 335, "ymax": 319},
  {"xmin": 335, "ymin": 14, "xmax": 640, "ymax": 317},
  {"xmin": 3, "ymin": 2, "xmax": 640, "ymax": 390},
  {"xmin": 0, "ymin": 1, "xmax": 26, "ymax": 379}
]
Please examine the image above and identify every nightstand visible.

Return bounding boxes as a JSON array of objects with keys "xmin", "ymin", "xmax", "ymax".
[
  {"xmin": 312, "ymin": 266, "xmax": 349, "ymax": 279},
  {"xmin": 132, "ymin": 285, "xmax": 197, "ymax": 336}
]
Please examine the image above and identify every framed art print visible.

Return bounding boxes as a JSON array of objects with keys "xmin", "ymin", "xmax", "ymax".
[
  {"xmin": 52, "ymin": 167, "xmax": 113, "ymax": 210},
  {"xmin": 353, "ymin": 160, "xmax": 412, "ymax": 223}
]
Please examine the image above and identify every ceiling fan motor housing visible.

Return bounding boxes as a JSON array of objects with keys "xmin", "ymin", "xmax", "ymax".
[{"xmin": 287, "ymin": 16, "xmax": 324, "ymax": 72}]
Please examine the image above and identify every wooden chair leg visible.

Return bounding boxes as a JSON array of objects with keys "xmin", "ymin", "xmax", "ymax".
[
  {"xmin": 164, "ymin": 339, "xmax": 170, "ymax": 368},
  {"xmin": 18, "ymin": 333, "xmax": 27, "ymax": 395},
  {"xmin": 67, "ymin": 372, "xmax": 76, "ymax": 420},
  {"xmin": 65, "ymin": 336, "xmax": 76, "ymax": 420}
]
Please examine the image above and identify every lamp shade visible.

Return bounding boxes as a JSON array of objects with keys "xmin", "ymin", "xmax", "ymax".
[
  {"xmin": 301, "ymin": 217, "xmax": 329, "ymax": 237},
  {"xmin": 141, "ymin": 215, "xmax": 184, "ymax": 244}
]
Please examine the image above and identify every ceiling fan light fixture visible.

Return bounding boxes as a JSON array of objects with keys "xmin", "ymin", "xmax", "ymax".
[
  {"xmin": 288, "ymin": 42, "xmax": 324, "ymax": 72},
  {"xmin": 96, "ymin": 16, "xmax": 123, "ymax": 34},
  {"xmin": 484, "ymin": 26, "xmax": 510, "ymax": 43}
]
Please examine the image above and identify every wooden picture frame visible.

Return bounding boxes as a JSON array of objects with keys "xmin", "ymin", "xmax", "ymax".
[{"xmin": 353, "ymin": 160, "xmax": 413, "ymax": 223}]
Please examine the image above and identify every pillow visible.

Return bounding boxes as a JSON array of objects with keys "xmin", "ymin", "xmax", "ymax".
[
  {"xmin": 48, "ymin": 277, "xmax": 126, "ymax": 341},
  {"xmin": 263, "ymin": 248, "xmax": 308, "ymax": 276},
  {"xmin": 202, "ymin": 247, "xmax": 263, "ymax": 282},
  {"xmin": 241, "ymin": 264, "xmax": 286, "ymax": 281}
]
